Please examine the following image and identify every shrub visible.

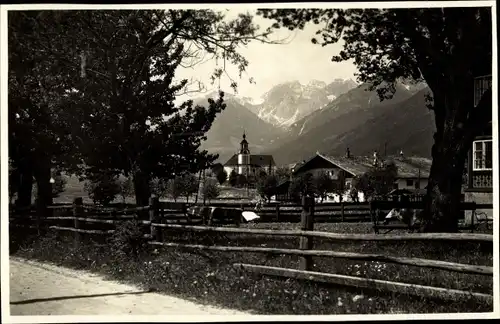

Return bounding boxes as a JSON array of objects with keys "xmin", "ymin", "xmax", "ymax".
[
  {"xmin": 228, "ymin": 169, "xmax": 238, "ymax": 186},
  {"xmin": 313, "ymin": 172, "xmax": 334, "ymax": 202},
  {"xmin": 150, "ymin": 178, "xmax": 169, "ymax": 199},
  {"xmin": 84, "ymin": 174, "xmax": 121, "ymax": 205},
  {"xmin": 257, "ymin": 174, "xmax": 278, "ymax": 202},
  {"xmin": 215, "ymin": 168, "xmax": 228, "ymax": 185},
  {"xmin": 235, "ymin": 174, "xmax": 247, "ymax": 187},
  {"xmin": 167, "ymin": 177, "xmax": 185, "ymax": 202},
  {"xmin": 288, "ymin": 172, "xmax": 316, "ymax": 202},
  {"xmin": 117, "ymin": 177, "xmax": 135, "ymax": 203},
  {"xmin": 202, "ymin": 179, "xmax": 220, "ymax": 203},
  {"xmin": 108, "ymin": 219, "xmax": 150, "ymax": 262},
  {"xmin": 51, "ymin": 174, "xmax": 68, "ymax": 198},
  {"xmin": 181, "ymin": 173, "xmax": 199, "ymax": 203}
]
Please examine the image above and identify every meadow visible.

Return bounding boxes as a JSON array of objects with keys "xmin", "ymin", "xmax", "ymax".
[{"xmin": 13, "ymin": 221, "xmax": 493, "ymax": 315}]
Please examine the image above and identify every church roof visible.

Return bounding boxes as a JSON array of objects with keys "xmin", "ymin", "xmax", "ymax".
[{"xmin": 224, "ymin": 154, "xmax": 276, "ymax": 167}]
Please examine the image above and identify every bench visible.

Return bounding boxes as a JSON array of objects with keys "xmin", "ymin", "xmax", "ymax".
[{"xmin": 370, "ymin": 200, "xmax": 479, "ymax": 234}]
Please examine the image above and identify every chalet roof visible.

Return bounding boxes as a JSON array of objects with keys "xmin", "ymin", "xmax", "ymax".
[
  {"xmin": 293, "ymin": 152, "xmax": 431, "ymax": 179},
  {"xmin": 224, "ymin": 154, "xmax": 276, "ymax": 167}
]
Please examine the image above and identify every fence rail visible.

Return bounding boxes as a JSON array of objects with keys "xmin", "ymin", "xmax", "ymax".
[{"xmin": 10, "ymin": 196, "xmax": 493, "ymax": 303}]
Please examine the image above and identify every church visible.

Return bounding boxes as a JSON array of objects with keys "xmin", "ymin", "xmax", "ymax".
[{"xmin": 223, "ymin": 132, "xmax": 276, "ymax": 178}]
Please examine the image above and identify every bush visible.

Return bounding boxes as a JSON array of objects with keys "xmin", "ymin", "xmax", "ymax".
[
  {"xmin": 181, "ymin": 173, "xmax": 199, "ymax": 203},
  {"xmin": 51, "ymin": 174, "xmax": 68, "ymax": 198},
  {"xmin": 235, "ymin": 174, "xmax": 247, "ymax": 187},
  {"xmin": 228, "ymin": 169, "xmax": 238, "ymax": 186},
  {"xmin": 84, "ymin": 174, "xmax": 121, "ymax": 205},
  {"xmin": 117, "ymin": 177, "xmax": 135, "ymax": 203},
  {"xmin": 257, "ymin": 174, "xmax": 278, "ymax": 202},
  {"xmin": 108, "ymin": 220, "xmax": 150, "ymax": 262},
  {"xmin": 288, "ymin": 172, "xmax": 316, "ymax": 202},
  {"xmin": 215, "ymin": 169, "xmax": 228, "ymax": 185},
  {"xmin": 150, "ymin": 178, "xmax": 169, "ymax": 199},
  {"xmin": 202, "ymin": 179, "xmax": 220, "ymax": 203}
]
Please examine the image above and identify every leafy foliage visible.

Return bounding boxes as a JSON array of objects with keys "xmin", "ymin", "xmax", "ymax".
[
  {"xmin": 180, "ymin": 173, "xmax": 199, "ymax": 203},
  {"xmin": 167, "ymin": 177, "xmax": 186, "ymax": 202},
  {"xmin": 202, "ymin": 179, "xmax": 220, "ymax": 203},
  {"xmin": 353, "ymin": 162, "xmax": 398, "ymax": 201},
  {"xmin": 117, "ymin": 177, "xmax": 135, "ymax": 204},
  {"xmin": 109, "ymin": 219, "xmax": 150, "ymax": 261},
  {"xmin": 84, "ymin": 174, "xmax": 121, "ymax": 206},
  {"xmin": 256, "ymin": 174, "xmax": 278, "ymax": 202},
  {"xmin": 150, "ymin": 178, "xmax": 169, "ymax": 200},
  {"xmin": 228, "ymin": 169, "xmax": 238, "ymax": 187},
  {"xmin": 8, "ymin": 10, "xmax": 275, "ymax": 206},
  {"xmin": 313, "ymin": 172, "xmax": 334, "ymax": 202},
  {"xmin": 275, "ymin": 166, "xmax": 292, "ymax": 184},
  {"xmin": 288, "ymin": 172, "xmax": 316, "ymax": 202},
  {"xmin": 235, "ymin": 174, "xmax": 248, "ymax": 188},
  {"xmin": 259, "ymin": 8, "xmax": 493, "ymax": 231},
  {"xmin": 215, "ymin": 168, "xmax": 228, "ymax": 185},
  {"xmin": 51, "ymin": 174, "xmax": 67, "ymax": 198}
]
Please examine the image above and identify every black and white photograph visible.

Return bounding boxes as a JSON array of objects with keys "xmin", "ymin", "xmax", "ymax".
[{"xmin": 1, "ymin": 1, "xmax": 498, "ymax": 321}]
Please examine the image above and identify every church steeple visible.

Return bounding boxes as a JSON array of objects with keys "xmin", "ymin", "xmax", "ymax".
[{"xmin": 240, "ymin": 131, "xmax": 249, "ymax": 154}]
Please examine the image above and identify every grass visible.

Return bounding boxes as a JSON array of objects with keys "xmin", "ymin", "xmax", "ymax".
[
  {"xmin": 11, "ymin": 222, "xmax": 493, "ymax": 315},
  {"xmin": 52, "ymin": 175, "xmax": 259, "ymax": 205}
]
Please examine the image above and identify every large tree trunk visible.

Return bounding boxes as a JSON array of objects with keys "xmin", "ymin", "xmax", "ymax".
[
  {"xmin": 16, "ymin": 164, "xmax": 33, "ymax": 207},
  {"xmin": 33, "ymin": 161, "xmax": 53, "ymax": 207},
  {"xmin": 133, "ymin": 171, "xmax": 151, "ymax": 206},
  {"xmin": 422, "ymin": 133, "xmax": 469, "ymax": 232},
  {"xmin": 421, "ymin": 83, "xmax": 491, "ymax": 232}
]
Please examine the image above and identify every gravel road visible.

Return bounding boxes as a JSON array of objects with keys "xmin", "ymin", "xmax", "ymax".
[{"xmin": 9, "ymin": 257, "xmax": 249, "ymax": 316}]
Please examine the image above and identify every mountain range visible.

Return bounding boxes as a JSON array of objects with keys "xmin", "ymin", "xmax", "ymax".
[
  {"xmin": 197, "ymin": 79, "xmax": 435, "ymax": 166},
  {"xmin": 240, "ymin": 79, "xmax": 358, "ymax": 128}
]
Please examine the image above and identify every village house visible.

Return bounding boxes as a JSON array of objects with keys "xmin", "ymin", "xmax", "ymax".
[
  {"xmin": 223, "ymin": 132, "xmax": 277, "ymax": 179},
  {"xmin": 464, "ymin": 74, "xmax": 493, "ymax": 223},
  {"xmin": 289, "ymin": 149, "xmax": 431, "ymax": 202}
]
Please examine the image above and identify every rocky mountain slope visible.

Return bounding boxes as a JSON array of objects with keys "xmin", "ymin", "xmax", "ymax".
[
  {"xmin": 238, "ymin": 79, "xmax": 358, "ymax": 128},
  {"xmin": 263, "ymin": 84, "xmax": 434, "ymax": 165}
]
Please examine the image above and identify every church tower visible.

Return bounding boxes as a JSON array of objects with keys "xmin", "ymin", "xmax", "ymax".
[{"xmin": 237, "ymin": 131, "xmax": 250, "ymax": 175}]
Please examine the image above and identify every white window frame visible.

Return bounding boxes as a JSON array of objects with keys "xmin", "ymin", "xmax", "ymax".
[{"xmin": 472, "ymin": 139, "xmax": 493, "ymax": 171}]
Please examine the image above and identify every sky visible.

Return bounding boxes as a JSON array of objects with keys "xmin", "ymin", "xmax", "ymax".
[{"xmin": 176, "ymin": 9, "xmax": 358, "ymax": 102}]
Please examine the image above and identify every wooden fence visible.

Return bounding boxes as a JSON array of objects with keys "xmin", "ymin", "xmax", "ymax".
[{"xmin": 9, "ymin": 196, "xmax": 494, "ymax": 304}]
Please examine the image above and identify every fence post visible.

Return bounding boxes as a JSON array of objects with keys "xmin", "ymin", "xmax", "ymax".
[
  {"xmin": 276, "ymin": 203, "xmax": 280, "ymax": 222},
  {"xmin": 73, "ymin": 197, "xmax": 83, "ymax": 248},
  {"xmin": 149, "ymin": 196, "xmax": 161, "ymax": 241},
  {"xmin": 340, "ymin": 202, "xmax": 345, "ymax": 223},
  {"xmin": 369, "ymin": 201, "xmax": 374, "ymax": 223},
  {"xmin": 299, "ymin": 196, "xmax": 314, "ymax": 271}
]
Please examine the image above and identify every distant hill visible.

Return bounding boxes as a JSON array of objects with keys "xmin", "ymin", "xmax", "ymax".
[{"xmin": 265, "ymin": 85, "xmax": 435, "ymax": 165}]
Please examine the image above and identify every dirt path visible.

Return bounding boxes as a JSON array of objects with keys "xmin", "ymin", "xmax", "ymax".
[{"xmin": 9, "ymin": 257, "xmax": 250, "ymax": 316}]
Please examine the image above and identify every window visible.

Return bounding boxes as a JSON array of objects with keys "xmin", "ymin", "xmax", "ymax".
[
  {"xmin": 473, "ymin": 139, "xmax": 493, "ymax": 171},
  {"xmin": 406, "ymin": 179, "xmax": 414, "ymax": 187},
  {"xmin": 474, "ymin": 75, "xmax": 492, "ymax": 107}
]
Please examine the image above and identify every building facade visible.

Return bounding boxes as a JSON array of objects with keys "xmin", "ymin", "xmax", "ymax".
[
  {"xmin": 464, "ymin": 74, "xmax": 493, "ymax": 224},
  {"xmin": 223, "ymin": 133, "xmax": 277, "ymax": 179}
]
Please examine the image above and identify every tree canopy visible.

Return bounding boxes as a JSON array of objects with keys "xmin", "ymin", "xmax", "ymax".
[
  {"xmin": 259, "ymin": 7, "xmax": 493, "ymax": 232},
  {"xmin": 9, "ymin": 10, "xmax": 274, "ymax": 206}
]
